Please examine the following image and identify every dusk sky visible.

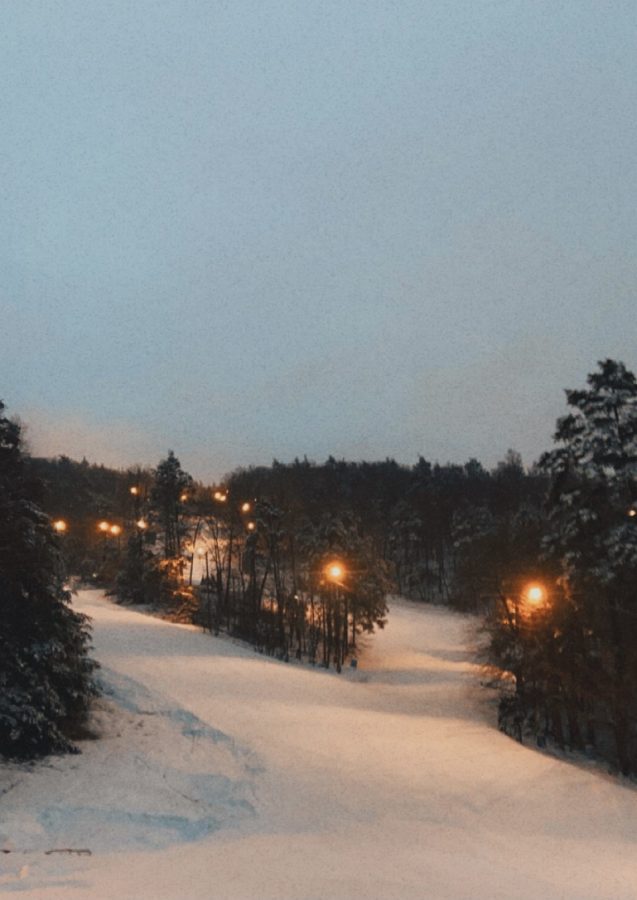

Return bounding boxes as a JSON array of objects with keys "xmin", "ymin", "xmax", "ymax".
[{"xmin": 2, "ymin": 0, "xmax": 636, "ymax": 482}]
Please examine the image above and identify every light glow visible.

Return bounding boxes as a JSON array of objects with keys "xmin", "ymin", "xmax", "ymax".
[
  {"xmin": 525, "ymin": 583, "xmax": 546, "ymax": 606},
  {"xmin": 325, "ymin": 561, "xmax": 345, "ymax": 582},
  {"xmin": 53, "ymin": 519, "xmax": 67, "ymax": 533}
]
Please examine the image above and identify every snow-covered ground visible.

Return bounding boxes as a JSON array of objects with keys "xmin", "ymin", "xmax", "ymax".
[{"xmin": 2, "ymin": 590, "xmax": 637, "ymax": 899}]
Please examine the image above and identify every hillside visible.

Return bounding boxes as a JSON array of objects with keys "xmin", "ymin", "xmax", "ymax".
[{"xmin": 1, "ymin": 591, "xmax": 636, "ymax": 899}]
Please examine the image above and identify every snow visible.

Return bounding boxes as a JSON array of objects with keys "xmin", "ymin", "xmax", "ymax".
[{"xmin": 2, "ymin": 590, "xmax": 637, "ymax": 898}]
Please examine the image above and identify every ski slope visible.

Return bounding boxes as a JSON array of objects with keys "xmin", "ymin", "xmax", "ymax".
[{"xmin": 1, "ymin": 589, "xmax": 636, "ymax": 899}]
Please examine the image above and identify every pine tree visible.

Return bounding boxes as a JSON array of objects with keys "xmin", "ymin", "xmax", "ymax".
[
  {"xmin": 457, "ymin": 363, "xmax": 637, "ymax": 767},
  {"xmin": 151, "ymin": 451, "xmax": 193, "ymax": 559},
  {"xmin": 540, "ymin": 359, "xmax": 637, "ymax": 772},
  {"xmin": 0, "ymin": 402, "xmax": 98, "ymax": 759}
]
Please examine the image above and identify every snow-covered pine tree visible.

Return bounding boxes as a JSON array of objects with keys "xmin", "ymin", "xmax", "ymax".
[
  {"xmin": 0, "ymin": 401, "xmax": 98, "ymax": 759},
  {"xmin": 540, "ymin": 359, "xmax": 637, "ymax": 772},
  {"xmin": 151, "ymin": 450, "xmax": 193, "ymax": 559}
]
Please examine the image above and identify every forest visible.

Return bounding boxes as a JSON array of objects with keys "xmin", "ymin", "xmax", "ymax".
[{"xmin": 2, "ymin": 359, "xmax": 637, "ymax": 774}]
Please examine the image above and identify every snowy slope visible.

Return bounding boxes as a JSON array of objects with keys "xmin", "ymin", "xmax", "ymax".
[{"xmin": 1, "ymin": 590, "xmax": 636, "ymax": 899}]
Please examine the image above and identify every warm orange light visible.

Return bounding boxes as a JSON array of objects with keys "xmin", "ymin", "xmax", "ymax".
[
  {"xmin": 214, "ymin": 491, "xmax": 227, "ymax": 502},
  {"xmin": 325, "ymin": 561, "xmax": 345, "ymax": 582},
  {"xmin": 110, "ymin": 524, "xmax": 122, "ymax": 536},
  {"xmin": 136, "ymin": 519, "xmax": 147, "ymax": 530},
  {"xmin": 629, "ymin": 508, "xmax": 637, "ymax": 518},
  {"xmin": 525, "ymin": 583, "xmax": 546, "ymax": 606},
  {"xmin": 98, "ymin": 521, "xmax": 110, "ymax": 532},
  {"xmin": 247, "ymin": 521, "xmax": 256, "ymax": 531},
  {"xmin": 53, "ymin": 519, "xmax": 67, "ymax": 533},
  {"xmin": 180, "ymin": 493, "xmax": 188, "ymax": 502},
  {"xmin": 241, "ymin": 502, "xmax": 251, "ymax": 513},
  {"xmin": 130, "ymin": 486, "xmax": 139, "ymax": 496}
]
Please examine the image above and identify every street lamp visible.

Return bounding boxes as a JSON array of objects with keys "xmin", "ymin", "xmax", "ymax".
[
  {"xmin": 524, "ymin": 582, "xmax": 547, "ymax": 607},
  {"xmin": 109, "ymin": 523, "xmax": 123, "ymax": 551},
  {"xmin": 499, "ymin": 580, "xmax": 549, "ymax": 631},
  {"xmin": 53, "ymin": 519, "xmax": 67, "ymax": 533},
  {"xmin": 503, "ymin": 581, "xmax": 548, "ymax": 631},
  {"xmin": 323, "ymin": 560, "xmax": 347, "ymax": 672},
  {"xmin": 324, "ymin": 561, "xmax": 345, "ymax": 583}
]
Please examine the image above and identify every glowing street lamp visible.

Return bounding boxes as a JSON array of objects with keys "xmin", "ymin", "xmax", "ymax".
[
  {"xmin": 324, "ymin": 561, "xmax": 345, "ymax": 583},
  {"xmin": 241, "ymin": 502, "xmax": 251, "ymax": 513},
  {"xmin": 136, "ymin": 518, "xmax": 148, "ymax": 530},
  {"xmin": 109, "ymin": 523, "xmax": 123, "ymax": 551},
  {"xmin": 524, "ymin": 582, "xmax": 547, "ymax": 607},
  {"xmin": 53, "ymin": 519, "xmax": 67, "ymax": 533},
  {"xmin": 130, "ymin": 486, "xmax": 139, "ymax": 496},
  {"xmin": 247, "ymin": 521, "xmax": 256, "ymax": 531},
  {"xmin": 98, "ymin": 521, "xmax": 110, "ymax": 532},
  {"xmin": 501, "ymin": 581, "xmax": 549, "ymax": 631},
  {"xmin": 323, "ymin": 560, "xmax": 347, "ymax": 672}
]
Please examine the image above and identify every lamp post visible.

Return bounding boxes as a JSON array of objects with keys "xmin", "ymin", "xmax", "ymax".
[
  {"xmin": 518, "ymin": 582, "xmax": 547, "ymax": 625},
  {"xmin": 499, "ymin": 580, "xmax": 549, "ymax": 741},
  {"xmin": 502, "ymin": 581, "xmax": 548, "ymax": 628},
  {"xmin": 110, "ymin": 523, "xmax": 123, "ymax": 552},
  {"xmin": 324, "ymin": 560, "xmax": 346, "ymax": 672}
]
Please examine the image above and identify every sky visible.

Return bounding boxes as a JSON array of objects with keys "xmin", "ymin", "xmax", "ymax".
[{"xmin": 2, "ymin": 0, "xmax": 636, "ymax": 482}]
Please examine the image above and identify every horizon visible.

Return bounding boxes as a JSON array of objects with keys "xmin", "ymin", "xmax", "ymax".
[{"xmin": 22, "ymin": 422, "xmax": 539, "ymax": 483}]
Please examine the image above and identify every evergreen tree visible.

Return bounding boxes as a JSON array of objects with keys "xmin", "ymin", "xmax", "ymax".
[
  {"xmin": 0, "ymin": 402, "xmax": 98, "ymax": 759},
  {"xmin": 116, "ymin": 532, "xmax": 160, "ymax": 605},
  {"xmin": 299, "ymin": 512, "xmax": 389, "ymax": 670},
  {"xmin": 151, "ymin": 451, "xmax": 193, "ymax": 559},
  {"xmin": 470, "ymin": 361, "xmax": 637, "ymax": 770},
  {"xmin": 539, "ymin": 359, "xmax": 637, "ymax": 772}
]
